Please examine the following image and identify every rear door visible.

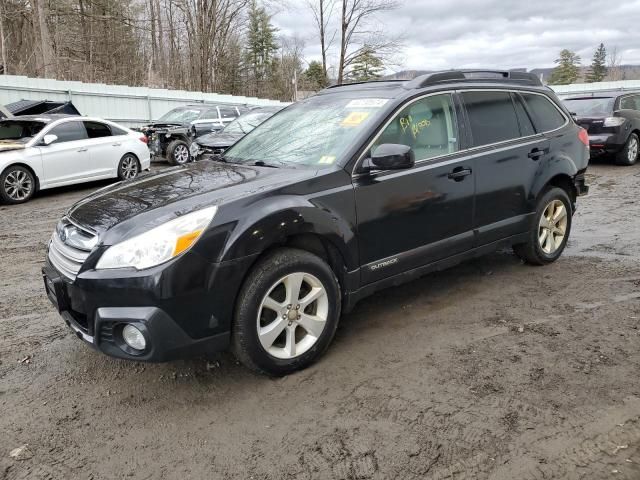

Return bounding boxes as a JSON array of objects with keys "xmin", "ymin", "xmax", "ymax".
[
  {"xmin": 39, "ymin": 120, "xmax": 93, "ymax": 186},
  {"xmin": 83, "ymin": 121, "xmax": 119, "ymax": 177},
  {"xmin": 353, "ymin": 92, "xmax": 476, "ymax": 284},
  {"xmin": 460, "ymin": 90, "xmax": 553, "ymax": 246}
]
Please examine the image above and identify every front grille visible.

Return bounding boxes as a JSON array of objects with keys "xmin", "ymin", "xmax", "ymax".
[
  {"xmin": 99, "ymin": 322, "xmax": 115, "ymax": 345},
  {"xmin": 47, "ymin": 219, "xmax": 96, "ymax": 281}
]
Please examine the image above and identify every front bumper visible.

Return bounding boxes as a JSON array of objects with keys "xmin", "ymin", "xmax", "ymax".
[{"xmin": 42, "ymin": 252, "xmax": 257, "ymax": 362}]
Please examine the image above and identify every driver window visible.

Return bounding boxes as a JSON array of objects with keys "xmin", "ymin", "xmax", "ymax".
[{"xmin": 373, "ymin": 94, "xmax": 459, "ymax": 161}]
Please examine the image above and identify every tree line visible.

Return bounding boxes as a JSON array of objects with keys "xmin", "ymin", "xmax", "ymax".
[
  {"xmin": 0, "ymin": 0, "xmax": 399, "ymax": 101},
  {"xmin": 548, "ymin": 43, "xmax": 627, "ymax": 85}
]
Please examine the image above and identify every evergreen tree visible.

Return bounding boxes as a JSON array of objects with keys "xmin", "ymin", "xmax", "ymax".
[
  {"xmin": 304, "ymin": 60, "xmax": 327, "ymax": 90},
  {"xmin": 244, "ymin": 0, "xmax": 279, "ymax": 96},
  {"xmin": 345, "ymin": 46, "xmax": 384, "ymax": 83},
  {"xmin": 548, "ymin": 49, "xmax": 581, "ymax": 85},
  {"xmin": 586, "ymin": 43, "xmax": 607, "ymax": 83}
]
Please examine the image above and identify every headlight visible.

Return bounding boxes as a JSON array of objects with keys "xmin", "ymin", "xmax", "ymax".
[
  {"xmin": 96, "ymin": 206, "xmax": 217, "ymax": 270},
  {"xmin": 603, "ymin": 117, "xmax": 625, "ymax": 127}
]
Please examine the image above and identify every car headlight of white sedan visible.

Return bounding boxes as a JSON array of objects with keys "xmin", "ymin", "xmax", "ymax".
[{"xmin": 96, "ymin": 206, "xmax": 217, "ymax": 270}]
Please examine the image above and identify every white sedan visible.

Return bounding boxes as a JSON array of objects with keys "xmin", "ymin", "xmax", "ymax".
[{"xmin": 0, "ymin": 114, "xmax": 151, "ymax": 204}]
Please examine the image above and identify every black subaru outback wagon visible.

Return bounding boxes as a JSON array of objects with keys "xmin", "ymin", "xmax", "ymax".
[{"xmin": 43, "ymin": 70, "xmax": 589, "ymax": 375}]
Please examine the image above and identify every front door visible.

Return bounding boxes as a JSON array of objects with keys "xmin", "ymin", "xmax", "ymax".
[
  {"xmin": 39, "ymin": 120, "xmax": 93, "ymax": 186},
  {"xmin": 353, "ymin": 93, "xmax": 476, "ymax": 284}
]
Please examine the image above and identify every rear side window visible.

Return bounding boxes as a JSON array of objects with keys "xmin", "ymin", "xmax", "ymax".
[
  {"xmin": 83, "ymin": 121, "xmax": 112, "ymax": 138},
  {"xmin": 521, "ymin": 93, "xmax": 566, "ymax": 132},
  {"xmin": 48, "ymin": 121, "xmax": 88, "ymax": 143},
  {"xmin": 110, "ymin": 125, "xmax": 128, "ymax": 136},
  {"xmin": 219, "ymin": 107, "xmax": 238, "ymax": 119},
  {"xmin": 462, "ymin": 91, "xmax": 521, "ymax": 146},
  {"xmin": 373, "ymin": 93, "xmax": 459, "ymax": 161},
  {"xmin": 620, "ymin": 95, "xmax": 640, "ymax": 111},
  {"xmin": 512, "ymin": 94, "xmax": 536, "ymax": 137}
]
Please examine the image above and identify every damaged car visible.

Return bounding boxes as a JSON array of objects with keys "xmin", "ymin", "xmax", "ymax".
[
  {"xmin": 190, "ymin": 106, "xmax": 284, "ymax": 160},
  {"xmin": 139, "ymin": 104, "xmax": 249, "ymax": 165},
  {"xmin": 0, "ymin": 115, "xmax": 150, "ymax": 204}
]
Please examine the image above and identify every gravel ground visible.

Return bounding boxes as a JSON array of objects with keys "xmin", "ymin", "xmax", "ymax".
[{"xmin": 1, "ymin": 160, "xmax": 640, "ymax": 479}]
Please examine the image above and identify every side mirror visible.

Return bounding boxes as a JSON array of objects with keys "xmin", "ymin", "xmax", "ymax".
[
  {"xmin": 42, "ymin": 134, "xmax": 58, "ymax": 146},
  {"xmin": 367, "ymin": 144, "xmax": 415, "ymax": 171}
]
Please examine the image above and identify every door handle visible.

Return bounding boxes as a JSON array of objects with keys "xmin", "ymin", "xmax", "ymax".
[
  {"xmin": 448, "ymin": 167, "xmax": 472, "ymax": 181},
  {"xmin": 112, "ymin": 143, "xmax": 121, "ymax": 147},
  {"xmin": 528, "ymin": 148, "xmax": 547, "ymax": 160},
  {"xmin": 77, "ymin": 148, "xmax": 88, "ymax": 152}
]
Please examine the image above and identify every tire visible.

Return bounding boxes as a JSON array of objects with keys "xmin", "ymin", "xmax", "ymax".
[
  {"xmin": 117, "ymin": 154, "xmax": 140, "ymax": 181},
  {"xmin": 0, "ymin": 165, "xmax": 35, "ymax": 204},
  {"xmin": 232, "ymin": 248, "xmax": 342, "ymax": 376},
  {"xmin": 615, "ymin": 133, "xmax": 639, "ymax": 166},
  {"xmin": 513, "ymin": 187, "xmax": 572, "ymax": 266},
  {"xmin": 166, "ymin": 139, "xmax": 191, "ymax": 165}
]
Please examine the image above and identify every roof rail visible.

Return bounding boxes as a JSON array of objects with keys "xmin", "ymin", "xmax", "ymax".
[{"xmin": 405, "ymin": 70, "xmax": 543, "ymax": 89}]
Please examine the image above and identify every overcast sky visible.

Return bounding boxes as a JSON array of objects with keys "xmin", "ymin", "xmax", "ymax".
[{"xmin": 272, "ymin": 0, "xmax": 640, "ymax": 74}]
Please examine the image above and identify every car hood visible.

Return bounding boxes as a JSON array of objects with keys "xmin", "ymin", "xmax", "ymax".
[
  {"xmin": 68, "ymin": 161, "xmax": 317, "ymax": 237},
  {"xmin": 0, "ymin": 141, "xmax": 26, "ymax": 153},
  {"xmin": 197, "ymin": 132, "xmax": 243, "ymax": 148}
]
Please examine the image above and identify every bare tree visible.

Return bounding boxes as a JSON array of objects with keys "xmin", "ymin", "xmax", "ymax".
[
  {"xmin": 607, "ymin": 46, "xmax": 623, "ymax": 81},
  {"xmin": 336, "ymin": 0, "xmax": 399, "ymax": 84},
  {"xmin": 305, "ymin": 0, "xmax": 336, "ymax": 85}
]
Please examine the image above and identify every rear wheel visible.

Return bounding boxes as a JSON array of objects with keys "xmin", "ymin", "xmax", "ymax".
[
  {"xmin": 615, "ymin": 133, "xmax": 639, "ymax": 166},
  {"xmin": 0, "ymin": 165, "xmax": 35, "ymax": 204},
  {"xmin": 117, "ymin": 154, "xmax": 140, "ymax": 180},
  {"xmin": 232, "ymin": 248, "xmax": 341, "ymax": 376},
  {"xmin": 513, "ymin": 187, "xmax": 572, "ymax": 265},
  {"xmin": 166, "ymin": 139, "xmax": 190, "ymax": 165}
]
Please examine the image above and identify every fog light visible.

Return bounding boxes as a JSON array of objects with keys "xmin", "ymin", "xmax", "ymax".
[{"xmin": 122, "ymin": 324, "xmax": 146, "ymax": 351}]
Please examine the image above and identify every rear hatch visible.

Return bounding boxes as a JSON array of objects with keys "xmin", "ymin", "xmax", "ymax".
[
  {"xmin": 563, "ymin": 96, "xmax": 615, "ymax": 135},
  {"xmin": 575, "ymin": 117, "xmax": 606, "ymax": 134}
]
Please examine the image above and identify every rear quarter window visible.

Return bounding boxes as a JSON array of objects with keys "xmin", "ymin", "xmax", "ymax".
[{"xmin": 521, "ymin": 93, "xmax": 566, "ymax": 132}]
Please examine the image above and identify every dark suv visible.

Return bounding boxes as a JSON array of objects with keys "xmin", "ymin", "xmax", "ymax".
[
  {"xmin": 43, "ymin": 70, "xmax": 589, "ymax": 376},
  {"xmin": 563, "ymin": 91, "xmax": 640, "ymax": 165}
]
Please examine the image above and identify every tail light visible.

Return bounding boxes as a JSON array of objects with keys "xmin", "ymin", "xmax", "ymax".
[
  {"xmin": 578, "ymin": 128, "xmax": 589, "ymax": 147},
  {"xmin": 139, "ymin": 135, "xmax": 148, "ymax": 144}
]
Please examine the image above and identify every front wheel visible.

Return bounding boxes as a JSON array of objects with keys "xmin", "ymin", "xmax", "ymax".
[
  {"xmin": 166, "ymin": 140, "xmax": 190, "ymax": 165},
  {"xmin": 232, "ymin": 248, "xmax": 341, "ymax": 376},
  {"xmin": 615, "ymin": 133, "xmax": 639, "ymax": 166},
  {"xmin": 0, "ymin": 165, "xmax": 35, "ymax": 204},
  {"xmin": 513, "ymin": 187, "xmax": 572, "ymax": 265}
]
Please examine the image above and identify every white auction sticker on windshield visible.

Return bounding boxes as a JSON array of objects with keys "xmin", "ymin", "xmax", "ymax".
[{"xmin": 346, "ymin": 99, "xmax": 388, "ymax": 109}]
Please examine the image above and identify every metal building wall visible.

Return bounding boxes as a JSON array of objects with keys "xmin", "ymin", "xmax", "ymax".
[
  {"xmin": 0, "ymin": 75, "xmax": 289, "ymax": 127},
  {"xmin": 550, "ymin": 80, "xmax": 640, "ymax": 96}
]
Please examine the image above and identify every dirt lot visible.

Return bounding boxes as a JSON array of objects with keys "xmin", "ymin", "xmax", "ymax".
[{"xmin": 1, "ymin": 160, "xmax": 640, "ymax": 479}]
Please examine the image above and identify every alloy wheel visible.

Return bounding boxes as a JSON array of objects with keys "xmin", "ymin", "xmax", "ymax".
[
  {"xmin": 174, "ymin": 144, "xmax": 189, "ymax": 164},
  {"xmin": 121, "ymin": 156, "xmax": 139, "ymax": 179},
  {"xmin": 538, "ymin": 199, "xmax": 567, "ymax": 255},
  {"xmin": 4, "ymin": 170, "xmax": 33, "ymax": 201},
  {"xmin": 628, "ymin": 136, "xmax": 639, "ymax": 163},
  {"xmin": 256, "ymin": 272, "xmax": 329, "ymax": 359}
]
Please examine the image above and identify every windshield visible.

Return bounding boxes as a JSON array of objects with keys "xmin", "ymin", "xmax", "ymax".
[
  {"xmin": 158, "ymin": 107, "xmax": 204, "ymax": 124},
  {"xmin": 224, "ymin": 111, "xmax": 275, "ymax": 135},
  {"xmin": 224, "ymin": 96, "xmax": 388, "ymax": 168},
  {"xmin": 0, "ymin": 121, "xmax": 46, "ymax": 143},
  {"xmin": 564, "ymin": 97, "xmax": 615, "ymax": 117}
]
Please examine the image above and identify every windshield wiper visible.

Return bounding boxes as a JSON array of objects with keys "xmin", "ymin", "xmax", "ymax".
[{"xmin": 253, "ymin": 160, "xmax": 279, "ymax": 168}]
